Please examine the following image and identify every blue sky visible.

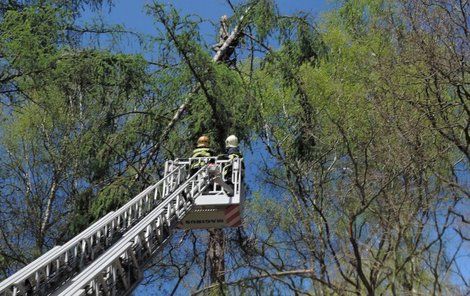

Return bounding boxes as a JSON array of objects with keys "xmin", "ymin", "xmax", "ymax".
[
  {"xmin": 99, "ymin": 0, "xmax": 330, "ymax": 36},
  {"xmin": 79, "ymin": 0, "xmax": 333, "ymax": 55}
]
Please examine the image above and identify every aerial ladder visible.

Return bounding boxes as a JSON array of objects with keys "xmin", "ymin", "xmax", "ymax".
[{"xmin": 0, "ymin": 157, "xmax": 244, "ymax": 296}]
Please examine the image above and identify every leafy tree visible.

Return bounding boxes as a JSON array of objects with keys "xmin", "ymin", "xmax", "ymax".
[{"xmin": 0, "ymin": 0, "xmax": 468, "ymax": 295}]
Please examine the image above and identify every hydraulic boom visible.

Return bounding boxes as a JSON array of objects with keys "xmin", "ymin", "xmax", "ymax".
[{"xmin": 0, "ymin": 158, "xmax": 243, "ymax": 296}]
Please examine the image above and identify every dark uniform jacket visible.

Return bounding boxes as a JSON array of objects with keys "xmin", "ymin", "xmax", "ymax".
[
  {"xmin": 227, "ymin": 147, "xmax": 242, "ymax": 159},
  {"xmin": 222, "ymin": 147, "xmax": 243, "ymax": 182}
]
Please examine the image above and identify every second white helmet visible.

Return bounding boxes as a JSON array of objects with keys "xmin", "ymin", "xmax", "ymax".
[{"xmin": 225, "ymin": 135, "xmax": 239, "ymax": 148}]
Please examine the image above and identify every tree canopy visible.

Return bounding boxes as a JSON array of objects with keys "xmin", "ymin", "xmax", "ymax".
[{"xmin": 0, "ymin": 0, "xmax": 468, "ymax": 294}]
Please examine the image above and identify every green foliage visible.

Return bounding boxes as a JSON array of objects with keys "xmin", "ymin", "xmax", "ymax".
[
  {"xmin": 90, "ymin": 173, "xmax": 139, "ymax": 218},
  {"xmin": 0, "ymin": 0, "xmax": 467, "ymax": 293},
  {"xmin": 0, "ymin": 6, "xmax": 67, "ymax": 73},
  {"xmin": 0, "ymin": 2, "xmax": 153, "ymax": 248},
  {"xmin": 249, "ymin": 0, "xmax": 277, "ymax": 41}
]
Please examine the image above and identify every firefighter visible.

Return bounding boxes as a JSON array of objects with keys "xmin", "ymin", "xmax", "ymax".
[
  {"xmin": 190, "ymin": 135, "xmax": 215, "ymax": 174},
  {"xmin": 223, "ymin": 135, "xmax": 243, "ymax": 184},
  {"xmin": 225, "ymin": 135, "xmax": 242, "ymax": 160}
]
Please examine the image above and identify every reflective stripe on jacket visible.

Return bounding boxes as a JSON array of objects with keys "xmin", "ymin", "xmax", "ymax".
[
  {"xmin": 229, "ymin": 152, "xmax": 242, "ymax": 160},
  {"xmin": 191, "ymin": 148, "xmax": 215, "ymax": 169},
  {"xmin": 191, "ymin": 148, "xmax": 215, "ymax": 158},
  {"xmin": 227, "ymin": 147, "xmax": 242, "ymax": 160}
]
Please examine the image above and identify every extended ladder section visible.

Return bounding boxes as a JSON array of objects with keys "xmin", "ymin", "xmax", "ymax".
[{"xmin": 0, "ymin": 158, "xmax": 242, "ymax": 296}]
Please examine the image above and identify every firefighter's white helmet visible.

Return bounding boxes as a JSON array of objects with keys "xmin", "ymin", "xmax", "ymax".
[{"xmin": 225, "ymin": 135, "xmax": 239, "ymax": 148}]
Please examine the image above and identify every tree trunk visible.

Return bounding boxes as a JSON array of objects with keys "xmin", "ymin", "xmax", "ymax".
[{"xmin": 208, "ymin": 229, "xmax": 225, "ymax": 283}]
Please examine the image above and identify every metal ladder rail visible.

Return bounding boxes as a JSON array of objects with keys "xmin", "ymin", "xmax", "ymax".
[
  {"xmin": 0, "ymin": 247, "xmax": 61, "ymax": 295},
  {"xmin": 53, "ymin": 166, "xmax": 210, "ymax": 296},
  {"xmin": 0, "ymin": 211, "xmax": 115, "ymax": 295},
  {"xmin": 58, "ymin": 169, "xmax": 209, "ymax": 295},
  {"xmin": 0, "ymin": 165, "xmax": 188, "ymax": 296}
]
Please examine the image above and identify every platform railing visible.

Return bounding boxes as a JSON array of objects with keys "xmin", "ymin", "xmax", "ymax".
[{"xmin": 167, "ymin": 157, "xmax": 242, "ymax": 197}]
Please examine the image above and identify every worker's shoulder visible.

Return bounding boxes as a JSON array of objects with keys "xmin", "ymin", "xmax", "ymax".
[
  {"xmin": 192, "ymin": 147, "xmax": 214, "ymax": 152},
  {"xmin": 227, "ymin": 147, "xmax": 242, "ymax": 155},
  {"xmin": 192, "ymin": 147, "xmax": 216, "ymax": 156}
]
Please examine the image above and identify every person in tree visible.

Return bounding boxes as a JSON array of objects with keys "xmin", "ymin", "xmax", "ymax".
[
  {"xmin": 222, "ymin": 135, "xmax": 243, "ymax": 184},
  {"xmin": 225, "ymin": 135, "xmax": 242, "ymax": 160},
  {"xmin": 190, "ymin": 135, "xmax": 215, "ymax": 174}
]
